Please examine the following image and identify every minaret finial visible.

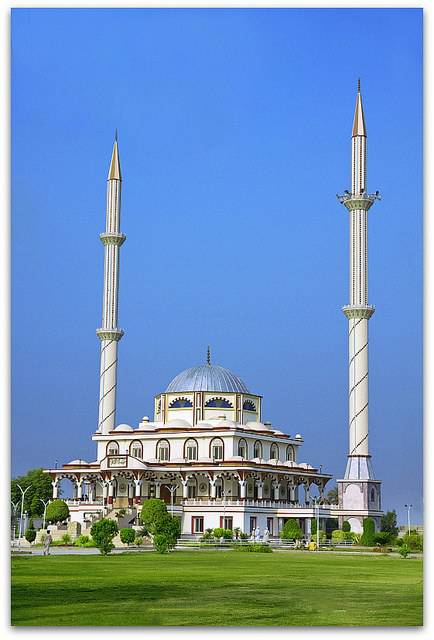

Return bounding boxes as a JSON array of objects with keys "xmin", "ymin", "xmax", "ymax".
[
  {"xmin": 108, "ymin": 135, "xmax": 122, "ymax": 181},
  {"xmin": 115, "ymin": 128, "xmax": 118, "ymax": 142},
  {"xmin": 207, "ymin": 345, "xmax": 211, "ymax": 365},
  {"xmin": 357, "ymin": 78, "xmax": 361, "ymax": 93}
]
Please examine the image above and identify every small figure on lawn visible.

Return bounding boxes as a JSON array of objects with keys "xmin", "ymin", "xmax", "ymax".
[
  {"xmin": 43, "ymin": 530, "xmax": 53, "ymax": 556},
  {"xmin": 263, "ymin": 527, "xmax": 269, "ymax": 543}
]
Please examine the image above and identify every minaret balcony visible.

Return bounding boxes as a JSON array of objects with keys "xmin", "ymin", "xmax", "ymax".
[
  {"xmin": 337, "ymin": 192, "xmax": 381, "ymax": 211},
  {"xmin": 100, "ymin": 232, "xmax": 126, "ymax": 246},
  {"xmin": 342, "ymin": 305, "xmax": 375, "ymax": 320},
  {"xmin": 96, "ymin": 328, "xmax": 124, "ymax": 341}
]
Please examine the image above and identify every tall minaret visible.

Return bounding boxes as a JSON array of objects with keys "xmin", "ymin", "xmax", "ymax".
[
  {"xmin": 337, "ymin": 81, "xmax": 382, "ymax": 531},
  {"xmin": 96, "ymin": 134, "xmax": 125, "ymax": 434}
]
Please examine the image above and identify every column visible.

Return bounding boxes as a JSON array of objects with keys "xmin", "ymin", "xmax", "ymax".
[
  {"xmin": 182, "ymin": 480, "xmax": 189, "ymax": 499},
  {"xmin": 134, "ymin": 480, "xmax": 142, "ymax": 505},
  {"xmin": 52, "ymin": 481, "xmax": 59, "ymax": 499},
  {"xmin": 209, "ymin": 479, "xmax": 216, "ymax": 500},
  {"xmin": 256, "ymin": 481, "xmax": 264, "ymax": 500},
  {"xmin": 155, "ymin": 482, "xmax": 161, "ymax": 499},
  {"xmin": 273, "ymin": 483, "xmax": 280, "ymax": 501},
  {"xmin": 108, "ymin": 480, "xmax": 114, "ymax": 505},
  {"xmin": 238, "ymin": 479, "xmax": 247, "ymax": 500}
]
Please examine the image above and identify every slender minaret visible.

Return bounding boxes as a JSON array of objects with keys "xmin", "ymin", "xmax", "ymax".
[
  {"xmin": 96, "ymin": 134, "xmax": 125, "ymax": 434},
  {"xmin": 337, "ymin": 81, "xmax": 382, "ymax": 529}
]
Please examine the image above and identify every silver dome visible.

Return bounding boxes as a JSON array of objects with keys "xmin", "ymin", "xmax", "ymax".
[{"xmin": 166, "ymin": 364, "xmax": 249, "ymax": 393}]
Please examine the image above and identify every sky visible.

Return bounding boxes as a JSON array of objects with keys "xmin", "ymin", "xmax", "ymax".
[{"xmin": 11, "ymin": 8, "xmax": 422, "ymax": 525}]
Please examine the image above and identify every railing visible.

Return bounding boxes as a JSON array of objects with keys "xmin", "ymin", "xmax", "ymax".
[
  {"xmin": 182, "ymin": 498, "xmax": 336, "ymax": 510},
  {"xmin": 64, "ymin": 499, "xmax": 104, "ymax": 506}
]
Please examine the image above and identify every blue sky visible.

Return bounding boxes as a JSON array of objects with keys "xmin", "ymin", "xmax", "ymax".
[{"xmin": 11, "ymin": 8, "xmax": 422, "ymax": 525}]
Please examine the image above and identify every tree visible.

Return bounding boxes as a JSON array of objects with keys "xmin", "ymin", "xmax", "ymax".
[
  {"xmin": 11, "ymin": 468, "xmax": 54, "ymax": 516},
  {"xmin": 342, "ymin": 521, "xmax": 351, "ymax": 532},
  {"xmin": 373, "ymin": 531, "xmax": 393, "ymax": 546},
  {"xmin": 280, "ymin": 518, "xmax": 303, "ymax": 540},
  {"xmin": 120, "ymin": 528, "xmax": 136, "ymax": 546},
  {"xmin": 326, "ymin": 486, "xmax": 338, "ymax": 504},
  {"xmin": 45, "ymin": 499, "xmax": 69, "ymax": 524},
  {"xmin": 140, "ymin": 499, "xmax": 168, "ymax": 533},
  {"xmin": 360, "ymin": 517, "xmax": 376, "ymax": 546},
  {"xmin": 25, "ymin": 528, "xmax": 36, "ymax": 544},
  {"xmin": 91, "ymin": 518, "xmax": 118, "ymax": 555},
  {"xmin": 140, "ymin": 499, "xmax": 180, "ymax": 552},
  {"xmin": 380, "ymin": 510, "xmax": 399, "ymax": 538}
]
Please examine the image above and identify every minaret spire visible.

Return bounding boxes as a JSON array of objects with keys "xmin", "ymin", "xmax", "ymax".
[
  {"xmin": 336, "ymin": 82, "xmax": 382, "ymax": 531},
  {"xmin": 96, "ymin": 136, "xmax": 126, "ymax": 434},
  {"xmin": 207, "ymin": 345, "xmax": 211, "ymax": 365}
]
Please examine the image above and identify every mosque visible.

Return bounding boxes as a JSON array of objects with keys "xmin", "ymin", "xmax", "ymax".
[{"xmin": 44, "ymin": 83, "xmax": 383, "ymax": 536}]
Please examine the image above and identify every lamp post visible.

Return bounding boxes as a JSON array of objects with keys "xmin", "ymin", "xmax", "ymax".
[
  {"xmin": 16, "ymin": 484, "xmax": 31, "ymax": 544},
  {"xmin": 314, "ymin": 499, "xmax": 320, "ymax": 549},
  {"xmin": 11, "ymin": 501, "xmax": 20, "ymax": 540},
  {"xmin": 40, "ymin": 498, "xmax": 49, "ymax": 530},
  {"xmin": 164, "ymin": 484, "xmax": 178, "ymax": 517},
  {"xmin": 404, "ymin": 504, "xmax": 413, "ymax": 537}
]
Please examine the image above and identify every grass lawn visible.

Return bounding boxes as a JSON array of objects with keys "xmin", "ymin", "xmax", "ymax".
[{"xmin": 11, "ymin": 551, "xmax": 423, "ymax": 627}]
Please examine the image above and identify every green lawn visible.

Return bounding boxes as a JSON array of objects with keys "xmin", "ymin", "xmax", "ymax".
[{"xmin": 11, "ymin": 551, "xmax": 423, "ymax": 627}]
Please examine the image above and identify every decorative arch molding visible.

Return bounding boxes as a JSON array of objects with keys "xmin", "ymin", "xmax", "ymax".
[
  {"xmin": 286, "ymin": 445, "xmax": 295, "ymax": 461},
  {"xmin": 205, "ymin": 397, "xmax": 233, "ymax": 409},
  {"xmin": 253, "ymin": 440, "xmax": 263, "ymax": 459},
  {"xmin": 209, "ymin": 437, "xmax": 224, "ymax": 461},
  {"xmin": 106, "ymin": 441, "xmax": 119, "ymax": 455},
  {"xmin": 156, "ymin": 439, "xmax": 171, "ymax": 462},
  {"xmin": 237, "ymin": 438, "xmax": 248, "ymax": 458},
  {"xmin": 270, "ymin": 443, "xmax": 279, "ymax": 460},
  {"xmin": 169, "ymin": 397, "xmax": 193, "ymax": 408},
  {"xmin": 243, "ymin": 400, "xmax": 256, "ymax": 412},
  {"xmin": 184, "ymin": 438, "xmax": 199, "ymax": 461}
]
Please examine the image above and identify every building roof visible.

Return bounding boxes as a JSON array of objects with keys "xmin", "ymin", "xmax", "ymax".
[{"xmin": 166, "ymin": 364, "xmax": 250, "ymax": 393}]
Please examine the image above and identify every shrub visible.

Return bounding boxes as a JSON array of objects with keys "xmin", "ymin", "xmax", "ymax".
[
  {"xmin": 373, "ymin": 531, "xmax": 393, "ymax": 546},
  {"xmin": 115, "ymin": 509, "xmax": 126, "ymax": 518},
  {"xmin": 399, "ymin": 544, "xmax": 410, "ymax": 558},
  {"xmin": 140, "ymin": 499, "xmax": 180, "ymax": 551},
  {"xmin": 25, "ymin": 529, "xmax": 36, "ymax": 544},
  {"xmin": 134, "ymin": 536, "xmax": 143, "ymax": 546},
  {"xmin": 280, "ymin": 519, "xmax": 303, "ymax": 540},
  {"xmin": 360, "ymin": 518, "xmax": 376, "ymax": 546},
  {"xmin": 61, "ymin": 533, "xmax": 72, "ymax": 545},
  {"xmin": 213, "ymin": 528, "xmax": 232, "ymax": 540},
  {"xmin": 331, "ymin": 530, "xmax": 346, "ymax": 543},
  {"xmin": 402, "ymin": 532, "xmax": 423, "ymax": 551},
  {"xmin": 233, "ymin": 543, "xmax": 273, "ymax": 553},
  {"xmin": 74, "ymin": 535, "xmax": 94, "ymax": 547},
  {"xmin": 45, "ymin": 499, "xmax": 70, "ymax": 524},
  {"xmin": 342, "ymin": 521, "xmax": 351, "ymax": 532},
  {"xmin": 91, "ymin": 518, "xmax": 118, "ymax": 555},
  {"xmin": 120, "ymin": 528, "xmax": 136, "ymax": 546},
  {"xmin": 140, "ymin": 499, "xmax": 168, "ymax": 533},
  {"xmin": 154, "ymin": 533, "xmax": 169, "ymax": 554}
]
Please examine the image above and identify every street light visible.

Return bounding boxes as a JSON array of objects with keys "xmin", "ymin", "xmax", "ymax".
[
  {"xmin": 404, "ymin": 504, "xmax": 413, "ymax": 537},
  {"xmin": 314, "ymin": 499, "xmax": 320, "ymax": 549},
  {"xmin": 11, "ymin": 501, "xmax": 20, "ymax": 540},
  {"xmin": 164, "ymin": 484, "xmax": 178, "ymax": 517},
  {"xmin": 16, "ymin": 484, "xmax": 32, "ymax": 544},
  {"xmin": 40, "ymin": 498, "xmax": 50, "ymax": 530}
]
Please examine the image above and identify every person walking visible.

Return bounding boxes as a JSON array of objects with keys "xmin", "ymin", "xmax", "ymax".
[{"xmin": 43, "ymin": 530, "xmax": 52, "ymax": 556}]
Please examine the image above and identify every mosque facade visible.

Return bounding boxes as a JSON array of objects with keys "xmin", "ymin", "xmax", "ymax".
[{"xmin": 44, "ymin": 83, "xmax": 383, "ymax": 536}]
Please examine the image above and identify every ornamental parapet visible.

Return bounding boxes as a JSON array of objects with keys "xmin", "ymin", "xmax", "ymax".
[
  {"xmin": 100, "ymin": 232, "xmax": 126, "ymax": 246},
  {"xmin": 342, "ymin": 305, "xmax": 375, "ymax": 320},
  {"xmin": 336, "ymin": 192, "xmax": 381, "ymax": 211},
  {"xmin": 96, "ymin": 327, "xmax": 124, "ymax": 341}
]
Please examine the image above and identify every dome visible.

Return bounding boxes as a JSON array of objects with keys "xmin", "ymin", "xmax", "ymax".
[
  {"xmin": 166, "ymin": 364, "xmax": 249, "ymax": 393},
  {"xmin": 114, "ymin": 424, "xmax": 133, "ymax": 431}
]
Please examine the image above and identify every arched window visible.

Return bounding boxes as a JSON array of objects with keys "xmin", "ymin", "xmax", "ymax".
[
  {"xmin": 107, "ymin": 441, "xmax": 119, "ymax": 456},
  {"xmin": 238, "ymin": 438, "xmax": 247, "ymax": 458},
  {"xmin": 156, "ymin": 439, "xmax": 170, "ymax": 462},
  {"xmin": 286, "ymin": 445, "xmax": 295, "ymax": 462},
  {"xmin": 253, "ymin": 441, "xmax": 262, "ymax": 459},
  {"xmin": 243, "ymin": 400, "xmax": 256, "ymax": 412},
  {"xmin": 270, "ymin": 443, "xmax": 279, "ymax": 460},
  {"xmin": 156, "ymin": 399, "xmax": 161, "ymax": 414},
  {"xmin": 210, "ymin": 438, "xmax": 224, "ymax": 461},
  {"xmin": 169, "ymin": 397, "xmax": 193, "ymax": 408},
  {"xmin": 370, "ymin": 487, "xmax": 375, "ymax": 502},
  {"xmin": 205, "ymin": 397, "xmax": 233, "ymax": 408},
  {"xmin": 130, "ymin": 441, "xmax": 143, "ymax": 459},
  {"xmin": 184, "ymin": 438, "xmax": 198, "ymax": 461}
]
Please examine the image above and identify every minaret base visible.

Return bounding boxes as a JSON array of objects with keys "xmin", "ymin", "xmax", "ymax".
[{"xmin": 337, "ymin": 456, "xmax": 382, "ymax": 533}]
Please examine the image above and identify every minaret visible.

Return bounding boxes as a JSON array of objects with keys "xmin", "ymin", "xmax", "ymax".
[
  {"xmin": 96, "ymin": 134, "xmax": 126, "ymax": 434},
  {"xmin": 336, "ymin": 81, "xmax": 382, "ymax": 531}
]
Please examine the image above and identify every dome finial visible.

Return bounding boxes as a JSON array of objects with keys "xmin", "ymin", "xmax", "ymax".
[{"xmin": 207, "ymin": 345, "xmax": 211, "ymax": 365}]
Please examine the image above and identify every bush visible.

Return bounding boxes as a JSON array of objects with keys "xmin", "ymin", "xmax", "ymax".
[
  {"xmin": 120, "ymin": 528, "xmax": 136, "ymax": 546},
  {"xmin": 233, "ymin": 543, "xmax": 273, "ymax": 553},
  {"xmin": 360, "ymin": 518, "xmax": 376, "ymax": 546},
  {"xmin": 373, "ymin": 531, "xmax": 393, "ymax": 546},
  {"xmin": 213, "ymin": 528, "xmax": 232, "ymax": 540},
  {"xmin": 342, "ymin": 521, "xmax": 351, "ymax": 532},
  {"xmin": 140, "ymin": 499, "xmax": 168, "ymax": 533},
  {"xmin": 25, "ymin": 529, "xmax": 36, "ymax": 544},
  {"xmin": 280, "ymin": 518, "xmax": 303, "ymax": 540},
  {"xmin": 74, "ymin": 535, "xmax": 94, "ymax": 548},
  {"xmin": 91, "ymin": 518, "xmax": 118, "ymax": 555},
  {"xmin": 402, "ymin": 532, "xmax": 423, "ymax": 551},
  {"xmin": 134, "ymin": 536, "xmax": 143, "ymax": 546},
  {"xmin": 154, "ymin": 533, "xmax": 170, "ymax": 554},
  {"xmin": 115, "ymin": 509, "xmax": 126, "ymax": 518},
  {"xmin": 61, "ymin": 533, "xmax": 72, "ymax": 545},
  {"xmin": 331, "ymin": 530, "xmax": 346, "ymax": 543},
  {"xmin": 45, "ymin": 499, "xmax": 70, "ymax": 524},
  {"xmin": 399, "ymin": 544, "xmax": 411, "ymax": 558}
]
